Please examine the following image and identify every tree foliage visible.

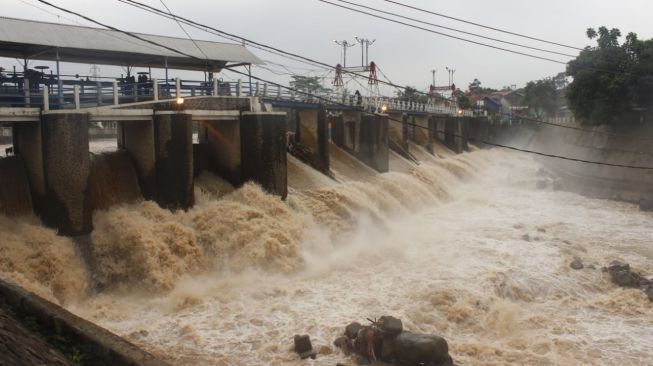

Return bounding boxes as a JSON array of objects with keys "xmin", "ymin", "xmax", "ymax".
[
  {"xmin": 467, "ymin": 78, "xmax": 497, "ymax": 95},
  {"xmin": 566, "ymin": 26, "xmax": 653, "ymax": 126},
  {"xmin": 523, "ymin": 78, "xmax": 557, "ymax": 118},
  {"xmin": 289, "ymin": 75, "xmax": 329, "ymax": 93},
  {"xmin": 396, "ymin": 86, "xmax": 428, "ymax": 103}
]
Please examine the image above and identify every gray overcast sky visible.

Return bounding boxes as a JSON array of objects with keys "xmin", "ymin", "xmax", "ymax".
[{"xmin": 3, "ymin": 0, "xmax": 652, "ymax": 95}]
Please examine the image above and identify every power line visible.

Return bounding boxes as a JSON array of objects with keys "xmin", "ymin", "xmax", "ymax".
[
  {"xmin": 91, "ymin": 0, "xmax": 651, "ymax": 142},
  {"xmin": 331, "ymin": 0, "xmax": 577, "ymax": 58},
  {"xmin": 226, "ymin": 68, "xmax": 653, "ymax": 170},
  {"xmin": 317, "ymin": 0, "xmax": 568, "ymax": 64},
  {"xmin": 380, "ymin": 0, "xmax": 584, "ymax": 51},
  {"xmin": 27, "ymin": 1, "xmax": 653, "ymax": 171},
  {"xmin": 158, "ymin": 0, "xmax": 209, "ymax": 59}
]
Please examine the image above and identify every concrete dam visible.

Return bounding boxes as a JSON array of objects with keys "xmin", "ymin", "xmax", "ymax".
[{"xmin": 1, "ymin": 92, "xmax": 653, "ymax": 365}]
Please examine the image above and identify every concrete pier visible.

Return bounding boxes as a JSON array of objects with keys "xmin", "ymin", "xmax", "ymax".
[
  {"xmin": 358, "ymin": 114, "xmax": 389, "ymax": 173},
  {"xmin": 12, "ymin": 121, "xmax": 44, "ymax": 213},
  {"xmin": 198, "ymin": 117, "xmax": 242, "ymax": 185},
  {"xmin": 40, "ymin": 112, "xmax": 92, "ymax": 236},
  {"xmin": 289, "ymin": 107, "xmax": 329, "ymax": 175},
  {"xmin": 118, "ymin": 120, "xmax": 156, "ymax": 200},
  {"xmin": 240, "ymin": 112, "xmax": 288, "ymax": 199},
  {"xmin": 153, "ymin": 111, "xmax": 194, "ymax": 210}
]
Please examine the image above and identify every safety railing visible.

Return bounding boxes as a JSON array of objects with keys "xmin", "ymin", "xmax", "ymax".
[{"xmin": 0, "ymin": 75, "xmax": 473, "ymax": 116}]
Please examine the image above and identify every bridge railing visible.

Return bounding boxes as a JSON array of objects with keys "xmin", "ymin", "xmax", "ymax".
[{"xmin": 0, "ymin": 75, "xmax": 475, "ymax": 116}]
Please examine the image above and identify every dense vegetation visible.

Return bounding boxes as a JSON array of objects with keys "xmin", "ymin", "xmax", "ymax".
[{"xmin": 566, "ymin": 27, "xmax": 653, "ymax": 126}]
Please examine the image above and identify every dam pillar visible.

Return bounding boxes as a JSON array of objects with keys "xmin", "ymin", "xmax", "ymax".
[
  {"xmin": 358, "ymin": 113, "xmax": 389, "ymax": 173},
  {"xmin": 153, "ymin": 111, "xmax": 194, "ymax": 210},
  {"xmin": 290, "ymin": 107, "xmax": 329, "ymax": 175},
  {"xmin": 40, "ymin": 112, "xmax": 92, "ymax": 235},
  {"xmin": 197, "ymin": 116, "xmax": 242, "ymax": 185},
  {"xmin": 12, "ymin": 121, "xmax": 45, "ymax": 213},
  {"xmin": 445, "ymin": 116, "xmax": 468, "ymax": 153},
  {"xmin": 240, "ymin": 112, "xmax": 287, "ymax": 199},
  {"xmin": 412, "ymin": 114, "xmax": 432, "ymax": 153},
  {"xmin": 387, "ymin": 112, "xmax": 409, "ymax": 156},
  {"xmin": 118, "ymin": 120, "xmax": 156, "ymax": 200},
  {"xmin": 331, "ymin": 114, "xmax": 344, "ymax": 147},
  {"xmin": 428, "ymin": 115, "xmax": 438, "ymax": 152}
]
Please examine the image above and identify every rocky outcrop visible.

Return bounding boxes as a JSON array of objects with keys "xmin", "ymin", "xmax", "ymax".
[{"xmin": 605, "ymin": 261, "xmax": 653, "ymax": 302}]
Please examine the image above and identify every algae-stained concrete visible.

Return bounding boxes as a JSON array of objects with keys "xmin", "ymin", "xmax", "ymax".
[
  {"xmin": 119, "ymin": 120, "xmax": 157, "ymax": 200},
  {"xmin": 41, "ymin": 111, "xmax": 92, "ymax": 235},
  {"xmin": 240, "ymin": 112, "xmax": 288, "ymax": 199},
  {"xmin": 153, "ymin": 111, "xmax": 194, "ymax": 210}
]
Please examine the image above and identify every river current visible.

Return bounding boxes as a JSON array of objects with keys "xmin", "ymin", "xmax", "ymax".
[{"xmin": 1, "ymin": 146, "xmax": 652, "ymax": 365}]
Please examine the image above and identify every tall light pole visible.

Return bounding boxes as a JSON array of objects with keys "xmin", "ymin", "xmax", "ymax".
[
  {"xmin": 334, "ymin": 40, "xmax": 355, "ymax": 67},
  {"xmin": 354, "ymin": 36, "xmax": 375, "ymax": 66},
  {"xmin": 430, "ymin": 69, "xmax": 436, "ymax": 87},
  {"xmin": 445, "ymin": 67, "xmax": 456, "ymax": 86}
]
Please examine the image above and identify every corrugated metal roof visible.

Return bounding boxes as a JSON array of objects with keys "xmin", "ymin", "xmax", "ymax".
[{"xmin": 0, "ymin": 16, "xmax": 262, "ymax": 71}]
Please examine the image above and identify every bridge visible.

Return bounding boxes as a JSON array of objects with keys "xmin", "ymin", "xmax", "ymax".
[{"xmin": 0, "ymin": 16, "xmax": 491, "ymax": 238}]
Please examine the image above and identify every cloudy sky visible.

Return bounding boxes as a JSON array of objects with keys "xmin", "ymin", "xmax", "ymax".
[{"xmin": 2, "ymin": 0, "xmax": 652, "ymax": 95}]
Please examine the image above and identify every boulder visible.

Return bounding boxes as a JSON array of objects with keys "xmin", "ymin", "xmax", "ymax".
[
  {"xmin": 639, "ymin": 199, "xmax": 653, "ymax": 212},
  {"xmin": 294, "ymin": 334, "xmax": 316, "ymax": 360},
  {"xmin": 607, "ymin": 261, "xmax": 636, "ymax": 287},
  {"xmin": 345, "ymin": 322, "xmax": 362, "ymax": 339},
  {"xmin": 379, "ymin": 315, "xmax": 403, "ymax": 336},
  {"xmin": 570, "ymin": 257, "xmax": 584, "ymax": 270},
  {"xmin": 386, "ymin": 332, "xmax": 453, "ymax": 366}
]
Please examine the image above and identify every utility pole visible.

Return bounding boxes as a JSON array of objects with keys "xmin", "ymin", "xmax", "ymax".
[
  {"xmin": 354, "ymin": 36, "xmax": 375, "ymax": 67},
  {"xmin": 334, "ymin": 40, "xmax": 355, "ymax": 67},
  {"xmin": 430, "ymin": 69, "xmax": 436, "ymax": 86}
]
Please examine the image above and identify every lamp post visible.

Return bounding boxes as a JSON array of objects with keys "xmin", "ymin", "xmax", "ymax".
[
  {"xmin": 334, "ymin": 40, "xmax": 355, "ymax": 67},
  {"xmin": 354, "ymin": 36, "xmax": 376, "ymax": 67}
]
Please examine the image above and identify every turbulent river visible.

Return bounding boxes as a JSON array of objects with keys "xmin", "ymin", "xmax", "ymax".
[{"xmin": 1, "ymin": 146, "xmax": 652, "ymax": 366}]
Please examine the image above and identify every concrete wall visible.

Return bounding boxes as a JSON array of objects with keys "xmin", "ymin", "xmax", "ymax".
[
  {"xmin": 198, "ymin": 118, "xmax": 242, "ymax": 185},
  {"xmin": 118, "ymin": 120, "xmax": 156, "ymax": 200},
  {"xmin": 240, "ymin": 112, "xmax": 288, "ymax": 199},
  {"xmin": 289, "ymin": 108, "xmax": 329, "ymax": 175},
  {"xmin": 358, "ymin": 114, "xmax": 389, "ymax": 173},
  {"xmin": 153, "ymin": 112, "xmax": 194, "ymax": 210},
  {"xmin": 12, "ymin": 121, "xmax": 45, "ymax": 213},
  {"xmin": 0, "ymin": 156, "xmax": 33, "ymax": 216},
  {"xmin": 41, "ymin": 112, "xmax": 92, "ymax": 236}
]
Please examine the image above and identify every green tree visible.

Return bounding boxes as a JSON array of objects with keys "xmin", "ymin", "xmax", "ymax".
[
  {"xmin": 566, "ymin": 26, "xmax": 653, "ymax": 126},
  {"xmin": 523, "ymin": 78, "xmax": 558, "ymax": 118},
  {"xmin": 453, "ymin": 89, "xmax": 471, "ymax": 110},
  {"xmin": 289, "ymin": 75, "xmax": 329, "ymax": 93},
  {"xmin": 396, "ymin": 86, "xmax": 428, "ymax": 103}
]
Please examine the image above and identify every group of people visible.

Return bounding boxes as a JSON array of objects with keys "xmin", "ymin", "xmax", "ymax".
[{"xmin": 119, "ymin": 73, "xmax": 150, "ymax": 96}]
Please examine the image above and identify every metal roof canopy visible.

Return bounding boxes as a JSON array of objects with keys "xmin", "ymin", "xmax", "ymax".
[{"xmin": 0, "ymin": 16, "xmax": 262, "ymax": 72}]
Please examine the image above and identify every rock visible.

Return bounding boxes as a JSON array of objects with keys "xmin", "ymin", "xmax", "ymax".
[
  {"xmin": 645, "ymin": 286, "xmax": 653, "ymax": 302},
  {"xmin": 607, "ymin": 261, "xmax": 636, "ymax": 287},
  {"xmin": 570, "ymin": 257, "xmax": 584, "ymax": 270},
  {"xmin": 639, "ymin": 199, "xmax": 653, "ymax": 212},
  {"xmin": 379, "ymin": 315, "xmax": 403, "ymax": 335},
  {"xmin": 536, "ymin": 180, "xmax": 548, "ymax": 189},
  {"xmin": 293, "ymin": 334, "xmax": 316, "ymax": 360},
  {"xmin": 384, "ymin": 332, "xmax": 453, "ymax": 366},
  {"xmin": 345, "ymin": 322, "xmax": 362, "ymax": 339},
  {"xmin": 333, "ymin": 336, "xmax": 352, "ymax": 356}
]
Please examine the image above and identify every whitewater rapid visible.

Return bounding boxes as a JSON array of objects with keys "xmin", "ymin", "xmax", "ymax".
[{"xmin": 1, "ymin": 148, "xmax": 652, "ymax": 366}]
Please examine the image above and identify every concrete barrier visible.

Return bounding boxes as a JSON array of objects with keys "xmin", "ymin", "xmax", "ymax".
[{"xmin": 0, "ymin": 278, "xmax": 169, "ymax": 366}]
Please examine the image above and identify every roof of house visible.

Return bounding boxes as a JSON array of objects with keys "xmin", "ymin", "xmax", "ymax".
[{"xmin": 0, "ymin": 16, "xmax": 262, "ymax": 71}]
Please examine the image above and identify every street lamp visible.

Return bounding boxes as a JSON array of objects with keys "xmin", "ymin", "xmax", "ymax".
[
  {"xmin": 334, "ymin": 40, "xmax": 355, "ymax": 67},
  {"xmin": 354, "ymin": 36, "xmax": 376, "ymax": 67}
]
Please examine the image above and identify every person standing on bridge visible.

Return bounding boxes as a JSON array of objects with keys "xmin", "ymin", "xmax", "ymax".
[{"xmin": 355, "ymin": 90, "xmax": 362, "ymax": 106}]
